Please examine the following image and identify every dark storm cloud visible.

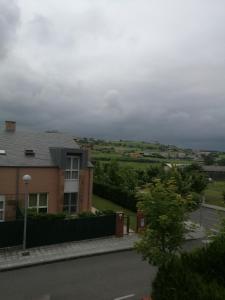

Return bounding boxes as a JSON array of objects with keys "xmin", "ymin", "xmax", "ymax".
[
  {"xmin": 0, "ymin": 0, "xmax": 20, "ymax": 58},
  {"xmin": 1, "ymin": 0, "xmax": 225, "ymax": 149}
]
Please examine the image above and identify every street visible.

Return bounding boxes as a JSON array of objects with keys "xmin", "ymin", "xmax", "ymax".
[
  {"xmin": 190, "ymin": 206, "xmax": 225, "ymax": 230},
  {"xmin": 0, "ymin": 251, "xmax": 156, "ymax": 300}
]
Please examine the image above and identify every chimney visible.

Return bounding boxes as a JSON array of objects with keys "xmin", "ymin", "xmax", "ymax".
[{"xmin": 5, "ymin": 121, "xmax": 16, "ymax": 132}]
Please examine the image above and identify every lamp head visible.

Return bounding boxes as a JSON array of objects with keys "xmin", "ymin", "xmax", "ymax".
[{"xmin": 23, "ymin": 174, "xmax": 32, "ymax": 184}]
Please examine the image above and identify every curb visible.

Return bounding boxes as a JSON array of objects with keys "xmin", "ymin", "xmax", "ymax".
[
  {"xmin": 0, "ymin": 247, "xmax": 134, "ymax": 272},
  {"xmin": 202, "ymin": 203, "xmax": 225, "ymax": 212}
]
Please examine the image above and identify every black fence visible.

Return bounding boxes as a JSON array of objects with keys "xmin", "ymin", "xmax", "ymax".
[{"xmin": 0, "ymin": 214, "xmax": 116, "ymax": 248}]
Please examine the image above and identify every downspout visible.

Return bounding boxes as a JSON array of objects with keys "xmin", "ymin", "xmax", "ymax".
[{"xmin": 16, "ymin": 167, "xmax": 20, "ymax": 216}]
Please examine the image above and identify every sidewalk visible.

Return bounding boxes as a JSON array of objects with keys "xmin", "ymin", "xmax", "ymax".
[
  {"xmin": 0, "ymin": 218, "xmax": 205, "ymax": 272},
  {"xmin": 0, "ymin": 234, "xmax": 139, "ymax": 272}
]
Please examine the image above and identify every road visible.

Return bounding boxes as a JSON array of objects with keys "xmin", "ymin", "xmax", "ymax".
[
  {"xmin": 0, "ymin": 251, "xmax": 157, "ymax": 300},
  {"xmin": 190, "ymin": 206, "xmax": 225, "ymax": 230}
]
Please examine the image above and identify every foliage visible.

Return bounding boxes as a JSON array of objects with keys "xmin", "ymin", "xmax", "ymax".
[
  {"xmin": 27, "ymin": 210, "xmax": 66, "ymax": 220},
  {"xmin": 94, "ymin": 159, "xmax": 162, "ymax": 190},
  {"xmin": 135, "ymin": 180, "xmax": 187, "ymax": 266},
  {"xmin": 93, "ymin": 195, "xmax": 137, "ymax": 230},
  {"xmin": 223, "ymin": 191, "xmax": 225, "ymax": 204},
  {"xmin": 78, "ymin": 211, "xmax": 96, "ymax": 218},
  {"xmin": 93, "ymin": 182, "xmax": 137, "ymax": 211},
  {"xmin": 202, "ymin": 153, "xmax": 215, "ymax": 165},
  {"xmin": 152, "ymin": 224, "xmax": 225, "ymax": 300},
  {"xmin": 27, "ymin": 209, "xmax": 114, "ymax": 220},
  {"xmin": 218, "ymin": 158, "xmax": 225, "ymax": 166},
  {"xmin": 94, "ymin": 160, "xmax": 206, "ymax": 213},
  {"xmin": 163, "ymin": 164, "xmax": 208, "ymax": 196}
]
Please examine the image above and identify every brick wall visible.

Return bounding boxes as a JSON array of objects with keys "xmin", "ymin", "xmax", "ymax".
[{"xmin": 0, "ymin": 166, "xmax": 93, "ymax": 221}]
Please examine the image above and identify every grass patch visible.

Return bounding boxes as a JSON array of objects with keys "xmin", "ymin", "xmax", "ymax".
[
  {"xmin": 204, "ymin": 181, "xmax": 225, "ymax": 207},
  {"xmin": 92, "ymin": 195, "xmax": 136, "ymax": 230}
]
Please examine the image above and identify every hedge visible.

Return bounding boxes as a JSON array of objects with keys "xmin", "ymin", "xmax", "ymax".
[{"xmin": 93, "ymin": 182, "xmax": 137, "ymax": 211}]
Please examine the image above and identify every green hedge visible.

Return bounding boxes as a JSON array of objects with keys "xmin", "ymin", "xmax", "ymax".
[
  {"xmin": 93, "ymin": 182, "xmax": 137, "ymax": 211},
  {"xmin": 152, "ymin": 236, "xmax": 225, "ymax": 300}
]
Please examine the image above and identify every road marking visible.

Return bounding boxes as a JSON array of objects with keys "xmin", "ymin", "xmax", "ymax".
[{"xmin": 114, "ymin": 294, "xmax": 135, "ymax": 300}]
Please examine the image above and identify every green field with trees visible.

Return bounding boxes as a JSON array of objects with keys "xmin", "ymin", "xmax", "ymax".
[{"xmin": 204, "ymin": 181, "xmax": 225, "ymax": 207}]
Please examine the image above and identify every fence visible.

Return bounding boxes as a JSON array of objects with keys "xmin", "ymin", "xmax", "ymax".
[{"xmin": 0, "ymin": 214, "xmax": 116, "ymax": 248}]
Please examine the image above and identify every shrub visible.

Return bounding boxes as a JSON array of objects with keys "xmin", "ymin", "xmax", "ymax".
[
  {"xmin": 78, "ymin": 211, "xmax": 96, "ymax": 218},
  {"xmin": 27, "ymin": 211, "xmax": 66, "ymax": 220},
  {"xmin": 152, "ymin": 234, "xmax": 225, "ymax": 300},
  {"xmin": 93, "ymin": 182, "xmax": 137, "ymax": 211}
]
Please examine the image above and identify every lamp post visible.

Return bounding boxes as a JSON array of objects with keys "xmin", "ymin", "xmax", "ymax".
[{"xmin": 22, "ymin": 174, "xmax": 31, "ymax": 255}]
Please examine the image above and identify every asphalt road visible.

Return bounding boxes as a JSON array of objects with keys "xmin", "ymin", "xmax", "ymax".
[
  {"xmin": 190, "ymin": 206, "xmax": 225, "ymax": 230},
  {"xmin": 0, "ymin": 251, "xmax": 157, "ymax": 300}
]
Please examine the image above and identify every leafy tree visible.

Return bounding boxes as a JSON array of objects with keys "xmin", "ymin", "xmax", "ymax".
[
  {"xmin": 135, "ymin": 180, "xmax": 187, "ymax": 267},
  {"xmin": 119, "ymin": 165, "xmax": 138, "ymax": 192},
  {"xmin": 203, "ymin": 154, "xmax": 215, "ymax": 165},
  {"xmin": 222, "ymin": 191, "xmax": 225, "ymax": 205},
  {"xmin": 218, "ymin": 158, "xmax": 225, "ymax": 166},
  {"xmin": 93, "ymin": 161, "xmax": 104, "ymax": 182},
  {"xmin": 162, "ymin": 164, "xmax": 207, "ymax": 197}
]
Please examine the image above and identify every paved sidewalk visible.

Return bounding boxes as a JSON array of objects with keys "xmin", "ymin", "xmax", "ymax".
[
  {"xmin": 0, "ymin": 218, "xmax": 206, "ymax": 272},
  {"xmin": 0, "ymin": 234, "xmax": 139, "ymax": 272}
]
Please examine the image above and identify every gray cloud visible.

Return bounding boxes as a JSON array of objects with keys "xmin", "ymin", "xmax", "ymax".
[
  {"xmin": 0, "ymin": 0, "xmax": 225, "ymax": 150},
  {"xmin": 0, "ymin": 0, "xmax": 20, "ymax": 58}
]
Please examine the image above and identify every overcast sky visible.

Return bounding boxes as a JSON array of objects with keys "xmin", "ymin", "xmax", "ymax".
[{"xmin": 1, "ymin": 0, "xmax": 225, "ymax": 150}]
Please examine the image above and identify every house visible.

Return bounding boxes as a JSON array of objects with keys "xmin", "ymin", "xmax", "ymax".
[
  {"xmin": 202, "ymin": 165, "xmax": 225, "ymax": 180},
  {"xmin": 0, "ymin": 121, "xmax": 93, "ymax": 222},
  {"xmin": 164, "ymin": 163, "xmax": 188, "ymax": 172}
]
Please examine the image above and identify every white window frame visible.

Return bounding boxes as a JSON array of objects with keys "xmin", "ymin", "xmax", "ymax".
[
  {"xmin": 0, "ymin": 196, "xmax": 5, "ymax": 222},
  {"xmin": 28, "ymin": 193, "xmax": 48, "ymax": 214},
  {"xmin": 65, "ymin": 156, "xmax": 80, "ymax": 180}
]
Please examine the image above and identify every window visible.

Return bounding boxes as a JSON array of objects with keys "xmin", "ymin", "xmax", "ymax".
[
  {"xmin": 28, "ymin": 193, "xmax": 48, "ymax": 213},
  {"xmin": 0, "ymin": 150, "xmax": 6, "ymax": 155},
  {"xmin": 24, "ymin": 149, "xmax": 35, "ymax": 156},
  {"xmin": 65, "ymin": 156, "xmax": 79, "ymax": 180},
  {"xmin": 0, "ymin": 195, "xmax": 5, "ymax": 222},
  {"xmin": 63, "ymin": 193, "xmax": 78, "ymax": 214}
]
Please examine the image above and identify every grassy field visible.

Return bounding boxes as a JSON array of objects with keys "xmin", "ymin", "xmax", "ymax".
[
  {"xmin": 204, "ymin": 181, "xmax": 225, "ymax": 207},
  {"xmin": 92, "ymin": 195, "xmax": 136, "ymax": 230}
]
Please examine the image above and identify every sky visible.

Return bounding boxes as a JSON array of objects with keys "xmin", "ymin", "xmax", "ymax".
[{"xmin": 1, "ymin": 0, "xmax": 225, "ymax": 150}]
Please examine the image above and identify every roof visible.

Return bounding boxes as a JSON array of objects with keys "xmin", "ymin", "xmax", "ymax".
[
  {"xmin": 0, "ymin": 129, "xmax": 80, "ymax": 167},
  {"xmin": 202, "ymin": 165, "xmax": 225, "ymax": 172}
]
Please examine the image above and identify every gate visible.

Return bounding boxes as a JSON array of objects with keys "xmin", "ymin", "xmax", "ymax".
[{"xmin": 124, "ymin": 214, "xmax": 131, "ymax": 235}]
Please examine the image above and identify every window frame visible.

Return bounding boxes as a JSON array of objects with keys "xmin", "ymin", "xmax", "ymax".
[
  {"xmin": 28, "ymin": 193, "xmax": 48, "ymax": 214},
  {"xmin": 65, "ymin": 156, "xmax": 80, "ymax": 180},
  {"xmin": 0, "ymin": 196, "xmax": 5, "ymax": 222}
]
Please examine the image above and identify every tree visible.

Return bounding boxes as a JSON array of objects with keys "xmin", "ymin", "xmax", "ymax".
[
  {"xmin": 203, "ymin": 154, "xmax": 215, "ymax": 165},
  {"xmin": 119, "ymin": 165, "xmax": 138, "ymax": 192},
  {"xmin": 135, "ymin": 180, "xmax": 188, "ymax": 267}
]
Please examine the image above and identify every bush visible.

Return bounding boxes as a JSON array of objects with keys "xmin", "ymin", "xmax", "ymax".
[
  {"xmin": 93, "ymin": 182, "xmax": 137, "ymax": 211},
  {"xmin": 78, "ymin": 211, "xmax": 96, "ymax": 218},
  {"xmin": 152, "ymin": 235, "xmax": 225, "ymax": 300},
  {"xmin": 27, "ymin": 211, "xmax": 66, "ymax": 220}
]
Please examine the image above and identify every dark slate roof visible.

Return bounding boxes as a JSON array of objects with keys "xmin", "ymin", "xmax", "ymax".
[
  {"xmin": 0, "ymin": 129, "xmax": 79, "ymax": 167},
  {"xmin": 202, "ymin": 165, "xmax": 225, "ymax": 172}
]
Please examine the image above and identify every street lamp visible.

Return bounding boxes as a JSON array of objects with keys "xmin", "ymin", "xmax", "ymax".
[{"xmin": 22, "ymin": 174, "xmax": 31, "ymax": 255}]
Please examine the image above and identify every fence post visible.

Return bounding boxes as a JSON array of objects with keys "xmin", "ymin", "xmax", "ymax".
[{"xmin": 115, "ymin": 212, "xmax": 124, "ymax": 237}]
